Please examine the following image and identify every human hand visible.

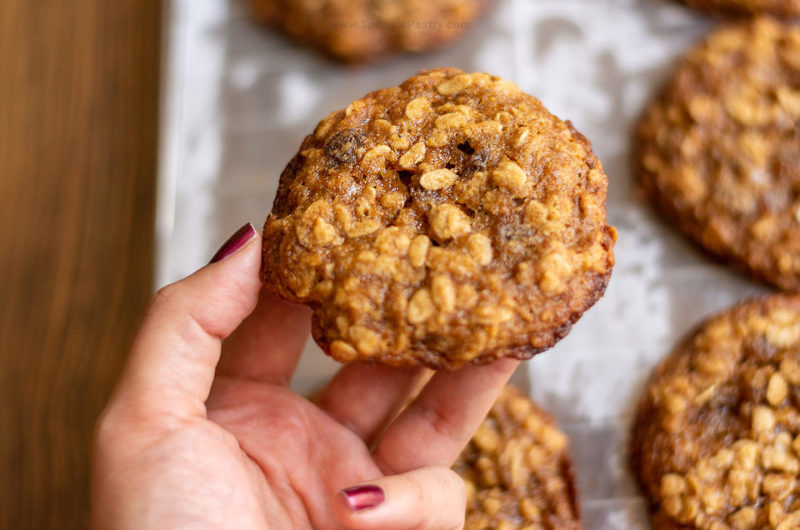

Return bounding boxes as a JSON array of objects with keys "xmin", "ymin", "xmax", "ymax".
[{"xmin": 92, "ymin": 223, "xmax": 518, "ymax": 530}]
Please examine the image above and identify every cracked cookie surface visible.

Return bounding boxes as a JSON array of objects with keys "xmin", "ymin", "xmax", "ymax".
[
  {"xmin": 681, "ymin": 0, "xmax": 800, "ymax": 17},
  {"xmin": 631, "ymin": 295, "xmax": 800, "ymax": 529},
  {"xmin": 635, "ymin": 18, "xmax": 800, "ymax": 292},
  {"xmin": 262, "ymin": 68, "xmax": 616, "ymax": 369},
  {"xmin": 247, "ymin": 0, "xmax": 491, "ymax": 63},
  {"xmin": 454, "ymin": 385, "xmax": 581, "ymax": 530}
]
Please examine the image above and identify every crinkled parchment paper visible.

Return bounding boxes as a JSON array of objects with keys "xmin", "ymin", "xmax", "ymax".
[{"xmin": 158, "ymin": 1, "xmax": 768, "ymax": 527}]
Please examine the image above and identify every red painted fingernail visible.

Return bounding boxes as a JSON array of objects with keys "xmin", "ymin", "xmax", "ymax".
[
  {"xmin": 341, "ymin": 484, "xmax": 385, "ymax": 512},
  {"xmin": 209, "ymin": 223, "xmax": 256, "ymax": 264}
]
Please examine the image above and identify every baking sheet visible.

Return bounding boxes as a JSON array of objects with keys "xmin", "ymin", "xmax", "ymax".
[{"xmin": 157, "ymin": 1, "xmax": 769, "ymax": 527}]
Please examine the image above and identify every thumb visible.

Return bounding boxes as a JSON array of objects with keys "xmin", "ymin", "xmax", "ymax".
[
  {"xmin": 333, "ymin": 466, "xmax": 466, "ymax": 530},
  {"xmin": 112, "ymin": 223, "xmax": 262, "ymax": 420}
]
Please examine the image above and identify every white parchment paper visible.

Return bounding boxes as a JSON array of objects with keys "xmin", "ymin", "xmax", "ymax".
[{"xmin": 158, "ymin": 1, "xmax": 769, "ymax": 527}]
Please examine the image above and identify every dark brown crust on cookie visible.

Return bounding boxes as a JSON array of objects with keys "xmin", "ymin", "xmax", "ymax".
[
  {"xmin": 454, "ymin": 385, "xmax": 582, "ymax": 529},
  {"xmin": 262, "ymin": 68, "xmax": 615, "ymax": 369},
  {"xmin": 681, "ymin": 0, "xmax": 800, "ymax": 18},
  {"xmin": 631, "ymin": 294, "xmax": 800, "ymax": 529},
  {"xmin": 247, "ymin": 0, "xmax": 494, "ymax": 63},
  {"xmin": 635, "ymin": 18, "xmax": 800, "ymax": 292}
]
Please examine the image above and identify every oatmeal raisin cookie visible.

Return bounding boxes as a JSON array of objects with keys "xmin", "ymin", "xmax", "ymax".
[
  {"xmin": 248, "ymin": 0, "xmax": 492, "ymax": 63},
  {"xmin": 454, "ymin": 385, "xmax": 581, "ymax": 530},
  {"xmin": 632, "ymin": 295, "xmax": 800, "ymax": 529},
  {"xmin": 262, "ymin": 68, "xmax": 616, "ymax": 368},
  {"xmin": 635, "ymin": 18, "xmax": 800, "ymax": 291}
]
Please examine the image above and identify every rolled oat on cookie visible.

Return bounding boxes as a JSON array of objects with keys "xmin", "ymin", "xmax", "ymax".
[{"xmin": 262, "ymin": 68, "xmax": 616, "ymax": 369}]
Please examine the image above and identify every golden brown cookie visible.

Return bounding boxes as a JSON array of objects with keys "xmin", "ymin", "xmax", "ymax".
[
  {"xmin": 261, "ymin": 68, "xmax": 616, "ymax": 369},
  {"xmin": 453, "ymin": 385, "xmax": 581, "ymax": 530},
  {"xmin": 635, "ymin": 18, "xmax": 800, "ymax": 292},
  {"xmin": 247, "ymin": 0, "xmax": 492, "ymax": 63},
  {"xmin": 631, "ymin": 295, "xmax": 800, "ymax": 529},
  {"xmin": 681, "ymin": 0, "xmax": 800, "ymax": 18}
]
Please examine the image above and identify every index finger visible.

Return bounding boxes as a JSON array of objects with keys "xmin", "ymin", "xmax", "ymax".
[
  {"xmin": 110, "ymin": 226, "xmax": 262, "ymax": 420},
  {"xmin": 214, "ymin": 288, "xmax": 311, "ymax": 387},
  {"xmin": 372, "ymin": 357, "xmax": 519, "ymax": 474}
]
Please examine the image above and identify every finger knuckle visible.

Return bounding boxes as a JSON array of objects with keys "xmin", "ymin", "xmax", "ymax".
[
  {"xmin": 93, "ymin": 407, "xmax": 123, "ymax": 450},
  {"xmin": 417, "ymin": 400, "xmax": 463, "ymax": 442},
  {"xmin": 149, "ymin": 283, "xmax": 181, "ymax": 312}
]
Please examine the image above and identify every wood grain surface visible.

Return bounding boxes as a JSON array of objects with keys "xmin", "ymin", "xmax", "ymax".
[{"xmin": 0, "ymin": 1, "xmax": 162, "ymax": 527}]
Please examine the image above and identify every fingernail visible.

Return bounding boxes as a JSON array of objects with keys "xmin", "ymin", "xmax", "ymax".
[
  {"xmin": 209, "ymin": 222, "xmax": 256, "ymax": 264},
  {"xmin": 340, "ymin": 484, "xmax": 385, "ymax": 512}
]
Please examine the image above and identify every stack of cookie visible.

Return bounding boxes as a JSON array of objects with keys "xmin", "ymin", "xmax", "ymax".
[{"xmin": 631, "ymin": 3, "xmax": 800, "ymax": 529}]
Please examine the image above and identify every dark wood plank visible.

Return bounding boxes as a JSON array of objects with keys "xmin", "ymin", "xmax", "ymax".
[{"xmin": 0, "ymin": 1, "xmax": 162, "ymax": 527}]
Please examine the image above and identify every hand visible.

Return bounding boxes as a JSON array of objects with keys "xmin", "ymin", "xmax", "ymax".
[{"xmin": 92, "ymin": 223, "xmax": 518, "ymax": 530}]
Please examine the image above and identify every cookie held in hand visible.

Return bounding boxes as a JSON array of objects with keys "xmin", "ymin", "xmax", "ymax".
[{"xmin": 262, "ymin": 68, "xmax": 616, "ymax": 369}]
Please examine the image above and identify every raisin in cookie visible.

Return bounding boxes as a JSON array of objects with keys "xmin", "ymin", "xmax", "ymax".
[
  {"xmin": 454, "ymin": 385, "xmax": 581, "ymax": 529},
  {"xmin": 247, "ymin": 0, "xmax": 491, "ymax": 63},
  {"xmin": 631, "ymin": 295, "xmax": 800, "ymax": 529},
  {"xmin": 635, "ymin": 18, "xmax": 800, "ymax": 292},
  {"xmin": 681, "ymin": 0, "xmax": 800, "ymax": 18},
  {"xmin": 262, "ymin": 68, "xmax": 616, "ymax": 369}
]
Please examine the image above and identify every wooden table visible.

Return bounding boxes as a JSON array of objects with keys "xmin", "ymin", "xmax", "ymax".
[{"xmin": 0, "ymin": 1, "xmax": 161, "ymax": 527}]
